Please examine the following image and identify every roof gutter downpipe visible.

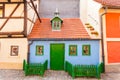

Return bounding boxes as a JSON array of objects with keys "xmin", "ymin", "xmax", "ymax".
[
  {"xmin": 27, "ymin": 40, "xmax": 33, "ymax": 63},
  {"xmin": 100, "ymin": 6, "xmax": 108, "ymax": 73}
]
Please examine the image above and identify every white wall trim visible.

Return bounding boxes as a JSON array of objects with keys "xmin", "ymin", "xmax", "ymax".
[
  {"xmin": 102, "ymin": 15, "xmax": 108, "ymax": 65},
  {"xmin": 106, "ymin": 63, "xmax": 120, "ymax": 65},
  {"xmin": 106, "ymin": 38, "xmax": 120, "ymax": 41}
]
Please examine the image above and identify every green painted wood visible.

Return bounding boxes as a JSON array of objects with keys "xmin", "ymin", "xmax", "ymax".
[
  {"xmin": 23, "ymin": 60, "xmax": 48, "ymax": 76},
  {"xmin": 65, "ymin": 61, "xmax": 102, "ymax": 79},
  {"xmin": 50, "ymin": 44, "xmax": 65, "ymax": 70}
]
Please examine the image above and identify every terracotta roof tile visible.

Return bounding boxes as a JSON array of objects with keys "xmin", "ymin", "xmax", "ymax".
[
  {"xmin": 94, "ymin": 0, "xmax": 120, "ymax": 7},
  {"xmin": 28, "ymin": 18, "xmax": 91, "ymax": 40}
]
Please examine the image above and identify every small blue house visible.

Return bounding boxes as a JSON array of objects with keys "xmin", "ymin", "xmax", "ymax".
[{"xmin": 28, "ymin": 11, "xmax": 101, "ymax": 70}]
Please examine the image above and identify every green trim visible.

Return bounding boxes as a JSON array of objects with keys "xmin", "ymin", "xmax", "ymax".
[
  {"xmin": 82, "ymin": 45, "xmax": 91, "ymax": 56},
  {"xmin": 50, "ymin": 43, "xmax": 65, "ymax": 70},
  {"xmin": 69, "ymin": 45, "xmax": 77, "ymax": 56},
  {"xmin": 51, "ymin": 17, "xmax": 62, "ymax": 31},
  {"xmin": 36, "ymin": 45, "xmax": 44, "ymax": 56}
]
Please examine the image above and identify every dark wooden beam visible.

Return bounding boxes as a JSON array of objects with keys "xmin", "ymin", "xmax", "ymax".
[
  {"xmin": 23, "ymin": 0, "xmax": 27, "ymax": 37},
  {"xmin": 0, "ymin": 32, "xmax": 22, "ymax": 35},
  {"xmin": 0, "ymin": 2, "xmax": 24, "ymax": 4},
  {"xmin": 27, "ymin": 18, "xmax": 35, "ymax": 24},
  {"xmin": 30, "ymin": 0, "xmax": 41, "ymax": 23},
  {"xmin": 0, "ymin": 3, "xmax": 20, "ymax": 30},
  {"xmin": 0, "ymin": 17, "xmax": 24, "ymax": 19},
  {"xmin": 8, "ymin": 0, "xmax": 10, "ymax": 2},
  {"xmin": 0, "ymin": 0, "xmax": 24, "ymax": 4}
]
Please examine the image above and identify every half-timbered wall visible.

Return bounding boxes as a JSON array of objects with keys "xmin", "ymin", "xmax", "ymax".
[
  {"xmin": 27, "ymin": 1, "xmax": 38, "ymax": 34},
  {"xmin": 0, "ymin": 1, "xmax": 25, "ymax": 34}
]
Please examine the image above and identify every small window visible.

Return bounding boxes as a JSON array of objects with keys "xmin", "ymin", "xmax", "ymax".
[
  {"xmin": 82, "ymin": 45, "xmax": 91, "ymax": 56},
  {"xmin": 36, "ymin": 45, "xmax": 44, "ymax": 56},
  {"xmin": 52, "ymin": 21, "xmax": 61, "ymax": 30},
  {"xmin": 69, "ymin": 45, "xmax": 77, "ymax": 56},
  {"xmin": 11, "ymin": 45, "xmax": 19, "ymax": 56}
]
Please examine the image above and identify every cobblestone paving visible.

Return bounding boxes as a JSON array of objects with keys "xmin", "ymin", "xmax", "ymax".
[{"xmin": 0, "ymin": 70, "xmax": 120, "ymax": 80}]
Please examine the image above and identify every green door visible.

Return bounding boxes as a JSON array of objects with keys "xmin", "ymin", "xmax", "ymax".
[{"xmin": 50, "ymin": 44, "xmax": 65, "ymax": 70}]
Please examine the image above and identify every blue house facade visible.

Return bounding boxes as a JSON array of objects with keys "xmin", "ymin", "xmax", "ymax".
[
  {"xmin": 29, "ymin": 40, "xmax": 100, "ymax": 69},
  {"xmin": 28, "ymin": 17, "xmax": 101, "ymax": 70}
]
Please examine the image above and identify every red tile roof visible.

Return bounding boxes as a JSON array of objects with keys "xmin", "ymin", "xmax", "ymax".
[
  {"xmin": 28, "ymin": 18, "xmax": 90, "ymax": 40},
  {"xmin": 94, "ymin": 0, "xmax": 120, "ymax": 7}
]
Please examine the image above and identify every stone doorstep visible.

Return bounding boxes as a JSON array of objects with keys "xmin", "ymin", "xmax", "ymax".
[{"xmin": 105, "ymin": 65, "xmax": 120, "ymax": 73}]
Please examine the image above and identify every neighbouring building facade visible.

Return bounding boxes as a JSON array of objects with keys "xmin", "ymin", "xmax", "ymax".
[
  {"xmin": 0, "ymin": 0, "xmax": 39, "ymax": 69},
  {"xmin": 94, "ymin": 0, "xmax": 120, "ymax": 72}
]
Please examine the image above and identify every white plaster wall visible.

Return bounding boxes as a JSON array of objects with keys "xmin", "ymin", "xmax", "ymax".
[
  {"xmin": 5, "ymin": 4, "xmax": 24, "ymax": 17},
  {"xmin": 80, "ymin": 0, "xmax": 88, "ymax": 23},
  {"xmin": 87, "ymin": 0, "xmax": 102, "ymax": 33},
  {"xmin": 0, "ymin": 38, "xmax": 28, "ymax": 63},
  {"xmin": 27, "ymin": 1, "xmax": 38, "ymax": 35}
]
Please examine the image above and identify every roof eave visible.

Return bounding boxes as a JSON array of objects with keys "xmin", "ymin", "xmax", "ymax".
[{"xmin": 28, "ymin": 38, "xmax": 101, "ymax": 41}]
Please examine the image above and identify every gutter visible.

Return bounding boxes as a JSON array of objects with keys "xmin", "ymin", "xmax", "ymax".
[
  {"xmin": 27, "ymin": 40, "xmax": 33, "ymax": 63},
  {"xmin": 100, "ymin": 6, "xmax": 108, "ymax": 73}
]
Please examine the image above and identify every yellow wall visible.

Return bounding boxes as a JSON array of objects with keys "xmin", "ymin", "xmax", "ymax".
[{"xmin": 0, "ymin": 38, "xmax": 28, "ymax": 69}]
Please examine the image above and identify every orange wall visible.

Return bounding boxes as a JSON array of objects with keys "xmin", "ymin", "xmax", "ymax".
[
  {"xmin": 107, "ymin": 42, "xmax": 120, "ymax": 63},
  {"xmin": 106, "ymin": 13, "xmax": 120, "ymax": 38}
]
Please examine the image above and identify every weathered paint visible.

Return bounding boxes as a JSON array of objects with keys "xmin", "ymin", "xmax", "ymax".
[
  {"xmin": 0, "ymin": 38, "xmax": 28, "ymax": 69},
  {"xmin": 107, "ymin": 41, "xmax": 120, "ymax": 63},
  {"xmin": 29, "ymin": 40, "xmax": 100, "ymax": 69}
]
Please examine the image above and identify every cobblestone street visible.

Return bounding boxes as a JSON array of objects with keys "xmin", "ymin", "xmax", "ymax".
[{"xmin": 0, "ymin": 70, "xmax": 120, "ymax": 80}]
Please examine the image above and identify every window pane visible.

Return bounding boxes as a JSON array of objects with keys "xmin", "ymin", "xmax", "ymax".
[
  {"xmin": 36, "ymin": 45, "xmax": 44, "ymax": 56},
  {"xmin": 11, "ymin": 46, "xmax": 19, "ymax": 56},
  {"xmin": 69, "ymin": 45, "xmax": 77, "ymax": 56},
  {"xmin": 82, "ymin": 45, "xmax": 91, "ymax": 56}
]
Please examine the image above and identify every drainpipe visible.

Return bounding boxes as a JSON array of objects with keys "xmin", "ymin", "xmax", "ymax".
[
  {"xmin": 27, "ymin": 40, "xmax": 33, "ymax": 63},
  {"xmin": 100, "ymin": 6, "xmax": 107, "ymax": 73}
]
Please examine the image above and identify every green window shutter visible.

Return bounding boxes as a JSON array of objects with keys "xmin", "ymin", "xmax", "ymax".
[
  {"xmin": 36, "ymin": 45, "xmax": 44, "ymax": 56},
  {"xmin": 82, "ymin": 45, "xmax": 91, "ymax": 56},
  {"xmin": 69, "ymin": 45, "xmax": 77, "ymax": 56}
]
